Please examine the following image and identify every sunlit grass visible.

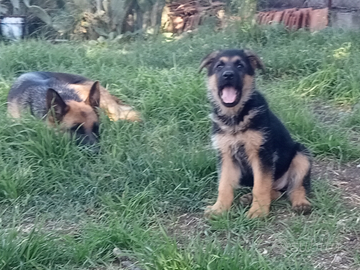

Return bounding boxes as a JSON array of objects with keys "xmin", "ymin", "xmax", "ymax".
[{"xmin": 0, "ymin": 24, "xmax": 359, "ymax": 269}]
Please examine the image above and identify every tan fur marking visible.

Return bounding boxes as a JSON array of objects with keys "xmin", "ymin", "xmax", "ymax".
[
  {"xmin": 54, "ymin": 100, "xmax": 98, "ymax": 131},
  {"xmin": 212, "ymin": 130, "xmax": 263, "ymax": 159},
  {"xmin": 7, "ymin": 100, "xmax": 21, "ymax": 118},
  {"xmin": 241, "ymin": 74, "xmax": 255, "ymax": 104},
  {"xmin": 207, "ymin": 74, "xmax": 219, "ymax": 102},
  {"xmin": 219, "ymin": 56, "xmax": 230, "ymax": 63},
  {"xmin": 69, "ymin": 82, "xmax": 140, "ymax": 122},
  {"xmin": 237, "ymin": 130, "xmax": 272, "ymax": 218},
  {"xmin": 271, "ymin": 189, "xmax": 282, "ymax": 200},
  {"xmin": 247, "ymin": 154, "xmax": 272, "ymax": 218},
  {"xmin": 242, "ymin": 130, "xmax": 264, "ymax": 162},
  {"xmin": 290, "ymin": 186, "xmax": 309, "ymax": 207},
  {"xmin": 205, "ymin": 152, "xmax": 241, "ymax": 216},
  {"xmin": 68, "ymin": 83, "xmax": 92, "ymax": 99},
  {"xmin": 287, "ymin": 153, "xmax": 311, "ymax": 212},
  {"xmin": 230, "ymin": 56, "xmax": 242, "ymax": 62},
  {"xmin": 290, "ymin": 153, "xmax": 310, "ymax": 183}
]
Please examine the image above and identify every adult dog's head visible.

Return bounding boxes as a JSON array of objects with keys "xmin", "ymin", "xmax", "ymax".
[
  {"xmin": 200, "ymin": 49, "xmax": 264, "ymax": 112},
  {"xmin": 46, "ymin": 81, "xmax": 101, "ymax": 147}
]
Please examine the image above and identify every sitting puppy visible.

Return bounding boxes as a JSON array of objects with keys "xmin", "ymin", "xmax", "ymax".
[
  {"xmin": 7, "ymin": 72, "xmax": 140, "ymax": 147},
  {"xmin": 200, "ymin": 49, "xmax": 312, "ymax": 218}
]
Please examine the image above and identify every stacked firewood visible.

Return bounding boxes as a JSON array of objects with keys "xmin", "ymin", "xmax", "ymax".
[
  {"xmin": 256, "ymin": 8, "xmax": 328, "ymax": 32},
  {"xmin": 161, "ymin": 0, "xmax": 225, "ymax": 33}
]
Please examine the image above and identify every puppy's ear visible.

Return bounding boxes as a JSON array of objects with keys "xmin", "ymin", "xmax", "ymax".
[
  {"xmin": 199, "ymin": 50, "xmax": 220, "ymax": 73},
  {"xmin": 244, "ymin": 49, "xmax": 265, "ymax": 72}
]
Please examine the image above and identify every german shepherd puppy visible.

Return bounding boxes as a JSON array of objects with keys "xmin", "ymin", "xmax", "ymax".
[
  {"xmin": 200, "ymin": 49, "xmax": 312, "ymax": 218},
  {"xmin": 7, "ymin": 72, "xmax": 140, "ymax": 146}
]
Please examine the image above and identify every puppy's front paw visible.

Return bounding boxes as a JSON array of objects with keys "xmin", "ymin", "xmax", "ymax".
[
  {"xmin": 204, "ymin": 202, "xmax": 229, "ymax": 218},
  {"xmin": 246, "ymin": 204, "xmax": 269, "ymax": 219}
]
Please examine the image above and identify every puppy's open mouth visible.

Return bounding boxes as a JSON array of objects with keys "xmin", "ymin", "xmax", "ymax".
[{"xmin": 220, "ymin": 86, "xmax": 238, "ymax": 105}]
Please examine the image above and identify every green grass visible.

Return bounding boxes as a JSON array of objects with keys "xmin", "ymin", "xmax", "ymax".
[{"xmin": 0, "ymin": 23, "xmax": 360, "ymax": 269}]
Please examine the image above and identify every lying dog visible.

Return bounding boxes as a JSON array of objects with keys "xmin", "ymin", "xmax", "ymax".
[
  {"xmin": 200, "ymin": 49, "xmax": 312, "ymax": 218},
  {"xmin": 7, "ymin": 72, "xmax": 140, "ymax": 146}
]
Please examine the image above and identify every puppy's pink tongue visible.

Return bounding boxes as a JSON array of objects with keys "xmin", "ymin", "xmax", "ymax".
[{"xmin": 221, "ymin": 87, "xmax": 237, "ymax": 103}]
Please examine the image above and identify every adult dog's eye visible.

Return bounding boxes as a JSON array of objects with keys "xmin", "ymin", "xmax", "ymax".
[
  {"xmin": 70, "ymin": 124, "xmax": 84, "ymax": 134},
  {"xmin": 92, "ymin": 123, "xmax": 99, "ymax": 136}
]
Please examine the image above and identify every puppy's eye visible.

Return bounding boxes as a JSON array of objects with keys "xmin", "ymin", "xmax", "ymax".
[
  {"xmin": 236, "ymin": 62, "xmax": 244, "ymax": 69},
  {"xmin": 216, "ymin": 62, "xmax": 224, "ymax": 70}
]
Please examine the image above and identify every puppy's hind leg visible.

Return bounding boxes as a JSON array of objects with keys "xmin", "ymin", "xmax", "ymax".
[{"xmin": 287, "ymin": 151, "xmax": 312, "ymax": 214}]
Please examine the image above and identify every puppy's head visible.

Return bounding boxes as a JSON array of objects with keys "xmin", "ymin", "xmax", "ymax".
[
  {"xmin": 200, "ymin": 49, "xmax": 264, "ymax": 108},
  {"xmin": 46, "ymin": 81, "xmax": 101, "ymax": 148}
]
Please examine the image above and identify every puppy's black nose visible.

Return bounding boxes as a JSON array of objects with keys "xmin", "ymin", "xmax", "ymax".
[{"xmin": 222, "ymin": 70, "xmax": 234, "ymax": 80}]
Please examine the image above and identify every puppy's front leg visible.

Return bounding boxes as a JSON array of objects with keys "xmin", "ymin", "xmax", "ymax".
[
  {"xmin": 205, "ymin": 153, "xmax": 240, "ymax": 216},
  {"xmin": 247, "ymin": 157, "xmax": 272, "ymax": 218}
]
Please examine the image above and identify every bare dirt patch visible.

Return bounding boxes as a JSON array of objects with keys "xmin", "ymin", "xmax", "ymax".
[
  {"xmin": 313, "ymin": 229, "xmax": 360, "ymax": 270},
  {"xmin": 313, "ymin": 159, "xmax": 360, "ymax": 206},
  {"xmin": 166, "ymin": 212, "xmax": 209, "ymax": 245},
  {"xmin": 312, "ymin": 159, "xmax": 360, "ymax": 269}
]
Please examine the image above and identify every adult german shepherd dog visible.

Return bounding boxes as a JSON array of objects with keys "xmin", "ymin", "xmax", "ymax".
[
  {"xmin": 7, "ymin": 72, "xmax": 140, "ymax": 147},
  {"xmin": 200, "ymin": 49, "xmax": 312, "ymax": 218}
]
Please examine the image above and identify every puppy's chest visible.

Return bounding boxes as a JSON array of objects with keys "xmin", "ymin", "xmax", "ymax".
[
  {"xmin": 211, "ymin": 116, "xmax": 264, "ymax": 163},
  {"xmin": 212, "ymin": 130, "xmax": 248, "ymax": 157}
]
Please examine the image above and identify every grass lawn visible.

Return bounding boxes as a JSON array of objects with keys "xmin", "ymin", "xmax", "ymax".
[{"xmin": 0, "ymin": 24, "xmax": 359, "ymax": 269}]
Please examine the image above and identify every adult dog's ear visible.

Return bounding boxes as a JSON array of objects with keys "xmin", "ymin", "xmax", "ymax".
[
  {"xmin": 46, "ymin": 88, "xmax": 69, "ymax": 123},
  {"xmin": 244, "ymin": 49, "xmax": 265, "ymax": 72},
  {"xmin": 85, "ymin": 81, "xmax": 101, "ymax": 109},
  {"xmin": 199, "ymin": 50, "xmax": 220, "ymax": 73}
]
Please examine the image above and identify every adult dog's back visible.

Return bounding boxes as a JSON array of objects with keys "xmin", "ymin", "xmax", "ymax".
[{"xmin": 8, "ymin": 72, "xmax": 140, "ymax": 122}]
